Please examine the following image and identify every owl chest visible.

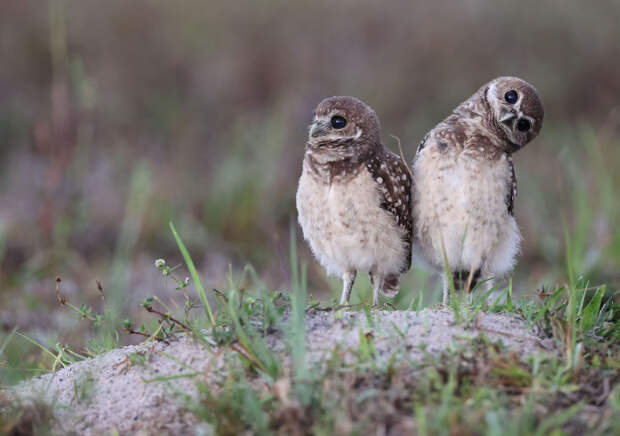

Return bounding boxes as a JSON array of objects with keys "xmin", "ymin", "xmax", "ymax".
[
  {"xmin": 413, "ymin": 150, "xmax": 513, "ymax": 261},
  {"xmin": 448, "ymin": 156, "xmax": 508, "ymax": 212},
  {"xmin": 297, "ymin": 168, "xmax": 382, "ymax": 242},
  {"xmin": 416, "ymin": 151, "xmax": 509, "ymax": 217},
  {"xmin": 296, "ymin": 165, "xmax": 404, "ymax": 274},
  {"xmin": 413, "ymin": 149, "xmax": 519, "ymax": 273}
]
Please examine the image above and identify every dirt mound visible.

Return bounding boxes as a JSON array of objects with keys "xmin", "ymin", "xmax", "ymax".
[{"xmin": 10, "ymin": 309, "xmax": 554, "ymax": 435}]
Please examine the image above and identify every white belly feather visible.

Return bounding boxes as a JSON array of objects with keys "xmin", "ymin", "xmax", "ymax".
[
  {"xmin": 412, "ymin": 149, "xmax": 520, "ymax": 277},
  {"xmin": 297, "ymin": 166, "xmax": 408, "ymax": 278}
]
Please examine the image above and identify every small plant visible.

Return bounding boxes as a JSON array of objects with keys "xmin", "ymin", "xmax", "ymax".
[
  {"xmin": 153, "ymin": 258, "xmax": 196, "ymax": 320},
  {"xmin": 7, "ymin": 276, "xmax": 118, "ymax": 372},
  {"xmin": 54, "ymin": 277, "xmax": 106, "ymax": 328}
]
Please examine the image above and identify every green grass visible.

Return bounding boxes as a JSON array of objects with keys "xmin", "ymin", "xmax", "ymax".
[
  {"xmin": 1, "ymin": 220, "xmax": 618, "ymax": 435},
  {"xmin": 182, "ymin": 298, "xmax": 617, "ymax": 435},
  {"xmin": 190, "ymin": 221, "xmax": 617, "ymax": 434},
  {"xmin": 170, "ymin": 222, "xmax": 216, "ymax": 326},
  {"xmin": 149, "ymin": 227, "xmax": 620, "ymax": 434}
]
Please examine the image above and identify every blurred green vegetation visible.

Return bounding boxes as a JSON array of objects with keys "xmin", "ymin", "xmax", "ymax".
[{"xmin": 0, "ymin": 0, "xmax": 619, "ymax": 384}]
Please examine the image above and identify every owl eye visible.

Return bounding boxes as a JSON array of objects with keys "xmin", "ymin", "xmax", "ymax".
[
  {"xmin": 517, "ymin": 118, "xmax": 531, "ymax": 132},
  {"xmin": 330, "ymin": 116, "xmax": 347, "ymax": 129},
  {"xmin": 504, "ymin": 90, "xmax": 518, "ymax": 104}
]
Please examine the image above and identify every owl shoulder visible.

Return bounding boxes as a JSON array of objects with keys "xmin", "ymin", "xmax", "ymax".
[{"xmin": 416, "ymin": 118, "xmax": 468, "ymax": 157}]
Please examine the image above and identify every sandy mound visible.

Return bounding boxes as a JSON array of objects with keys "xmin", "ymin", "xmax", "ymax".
[{"xmin": 10, "ymin": 309, "xmax": 555, "ymax": 435}]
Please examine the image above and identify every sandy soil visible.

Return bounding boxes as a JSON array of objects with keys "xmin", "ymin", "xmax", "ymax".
[{"xmin": 10, "ymin": 308, "xmax": 555, "ymax": 435}]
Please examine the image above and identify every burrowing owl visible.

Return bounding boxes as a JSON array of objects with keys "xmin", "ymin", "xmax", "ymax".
[
  {"xmin": 411, "ymin": 77, "xmax": 544, "ymax": 304},
  {"xmin": 297, "ymin": 96, "xmax": 412, "ymax": 305}
]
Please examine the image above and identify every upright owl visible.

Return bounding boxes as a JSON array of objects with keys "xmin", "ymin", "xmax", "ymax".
[
  {"xmin": 297, "ymin": 96, "xmax": 412, "ymax": 305},
  {"xmin": 411, "ymin": 77, "xmax": 544, "ymax": 304}
]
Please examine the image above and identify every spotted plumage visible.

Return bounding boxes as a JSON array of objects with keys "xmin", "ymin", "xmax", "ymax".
[
  {"xmin": 297, "ymin": 96, "xmax": 412, "ymax": 305},
  {"xmin": 411, "ymin": 77, "xmax": 544, "ymax": 304}
]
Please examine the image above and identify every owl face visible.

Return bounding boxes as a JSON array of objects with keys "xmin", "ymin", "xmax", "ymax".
[
  {"xmin": 486, "ymin": 77, "xmax": 544, "ymax": 151},
  {"xmin": 308, "ymin": 96, "xmax": 381, "ymax": 151}
]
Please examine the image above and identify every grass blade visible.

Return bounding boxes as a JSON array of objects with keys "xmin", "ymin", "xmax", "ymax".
[
  {"xmin": 580, "ymin": 285, "xmax": 605, "ymax": 334},
  {"xmin": 169, "ymin": 222, "xmax": 215, "ymax": 326},
  {"xmin": 16, "ymin": 332, "xmax": 69, "ymax": 369},
  {"xmin": 289, "ymin": 223, "xmax": 307, "ymax": 380},
  {"xmin": 0, "ymin": 326, "xmax": 18, "ymax": 357}
]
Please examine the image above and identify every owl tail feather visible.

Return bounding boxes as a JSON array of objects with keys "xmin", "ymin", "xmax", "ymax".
[{"xmin": 372, "ymin": 273, "xmax": 401, "ymax": 297}]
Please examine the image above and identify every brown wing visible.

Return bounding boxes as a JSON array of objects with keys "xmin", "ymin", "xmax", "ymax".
[
  {"xmin": 415, "ymin": 132, "xmax": 431, "ymax": 156},
  {"xmin": 507, "ymin": 155, "xmax": 517, "ymax": 215},
  {"xmin": 365, "ymin": 149, "xmax": 413, "ymax": 272}
]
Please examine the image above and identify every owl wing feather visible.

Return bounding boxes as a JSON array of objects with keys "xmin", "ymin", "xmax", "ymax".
[
  {"xmin": 365, "ymin": 149, "xmax": 413, "ymax": 272},
  {"xmin": 415, "ymin": 132, "xmax": 431, "ymax": 156},
  {"xmin": 507, "ymin": 155, "xmax": 517, "ymax": 216}
]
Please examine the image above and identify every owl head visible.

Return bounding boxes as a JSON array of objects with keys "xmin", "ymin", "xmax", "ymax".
[
  {"xmin": 485, "ymin": 77, "xmax": 544, "ymax": 151},
  {"xmin": 308, "ymin": 96, "xmax": 381, "ymax": 154}
]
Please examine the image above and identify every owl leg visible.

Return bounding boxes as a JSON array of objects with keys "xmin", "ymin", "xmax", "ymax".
[
  {"xmin": 339, "ymin": 270, "xmax": 357, "ymax": 305},
  {"xmin": 371, "ymin": 273, "xmax": 384, "ymax": 306},
  {"xmin": 442, "ymin": 273, "xmax": 450, "ymax": 306}
]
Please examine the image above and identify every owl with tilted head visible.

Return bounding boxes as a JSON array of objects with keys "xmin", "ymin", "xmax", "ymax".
[
  {"xmin": 411, "ymin": 77, "xmax": 544, "ymax": 304},
  {"xmin": 297, "ymin": 96, "xmax": 412, "ymax": 305}
]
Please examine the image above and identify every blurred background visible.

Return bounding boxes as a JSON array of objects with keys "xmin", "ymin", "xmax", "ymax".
[{"xmin": 0, "ymin": 0, "xmax": 619, "ymax": 381}]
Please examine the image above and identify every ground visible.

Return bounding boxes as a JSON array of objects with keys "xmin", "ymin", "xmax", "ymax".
[{"xmin": 7, "ymin": 309, "xmax": 558, "ymax": 435}]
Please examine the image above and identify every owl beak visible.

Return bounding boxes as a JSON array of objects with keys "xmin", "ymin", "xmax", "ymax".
[
  {"xmin": 499, "ymin": 111, "xmax": 517, "ymax": 123},
  {"xmin": 309, "ymin": 120, "xmax": 330, "ymax": 138}
]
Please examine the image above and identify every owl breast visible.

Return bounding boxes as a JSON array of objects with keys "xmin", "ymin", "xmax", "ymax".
[
  {"xmin": 412, "ymin": 146, "xmax": 520, "ymax": 276},
  {"xmin": 296, "ymin": 160, "xmax": 408, "ymax": 278}
]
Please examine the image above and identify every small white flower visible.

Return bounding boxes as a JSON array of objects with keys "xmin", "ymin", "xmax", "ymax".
[
  {"xmin": 154, "ymin": 259, "xmax": 166, "ymax": 269},
  {"xmin": 183, "ymin": 277, "xmax": 190, "ymax": 285}
]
